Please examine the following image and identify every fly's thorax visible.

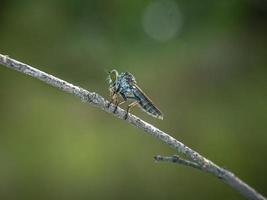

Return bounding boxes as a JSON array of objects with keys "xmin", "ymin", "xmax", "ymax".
[
  {"xmin": 118, "ymin": 72, "xmax": 136, "ymax": 89},
  {"xmin": 117, "ymin": 76, "xmax": 131, "ymax": 92}
]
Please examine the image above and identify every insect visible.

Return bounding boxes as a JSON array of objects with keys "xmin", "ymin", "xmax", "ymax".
[{"xmin": 107, "ymin": 69, "xmax": 163, "ymax": 120}]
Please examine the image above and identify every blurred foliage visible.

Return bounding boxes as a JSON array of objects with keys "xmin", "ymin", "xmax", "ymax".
[{"xmin": 0, "ymin": 0, "xmax": 267, "ymax": 199}]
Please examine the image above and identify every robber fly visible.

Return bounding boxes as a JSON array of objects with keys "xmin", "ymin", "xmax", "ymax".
[{"xmin": 107, "ymin": 69, "xmax": 163, "ymax": 120}]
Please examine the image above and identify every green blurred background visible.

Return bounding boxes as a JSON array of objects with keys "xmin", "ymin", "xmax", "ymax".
[{"xmin": 0, "ymin": 0, "xmax": 267, "ymax": 199}]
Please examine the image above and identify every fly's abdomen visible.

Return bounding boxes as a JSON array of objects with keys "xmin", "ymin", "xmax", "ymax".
[{"xmin": 133, "ymin": 86, "xmax": 163, "ymax": 119}]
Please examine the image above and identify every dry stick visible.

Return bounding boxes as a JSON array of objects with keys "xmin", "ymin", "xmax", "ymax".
[{"xmin": 0, "ymin": 54, "xmax": 265, "ymax": 200}]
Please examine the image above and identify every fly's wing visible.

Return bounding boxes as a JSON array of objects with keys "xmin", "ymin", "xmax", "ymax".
[{"xmin": 132, "ymin": 84, "xmax": 163, "ymax": 120}]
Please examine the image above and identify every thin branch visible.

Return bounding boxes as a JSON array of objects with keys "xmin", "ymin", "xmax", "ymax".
[
  {"xmin": 154, "ymin": 155, "xmax": 238, "ymax": 182},
  {"xmin": 0, "ymin": 54, "xmax": 265, "ymax": 200},
  {"xmin": 154, "ymin": 155, "xmax": 202, "ymax": 170}
]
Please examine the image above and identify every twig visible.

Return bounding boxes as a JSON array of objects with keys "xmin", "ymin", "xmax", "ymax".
[
  {"xmin": 154, "ymin": 154, "xmax": 237, "ymax": 181},
  {"xmin": 0, "ymin": 54, "xmax": 265, "ymax": 200},
  {"xmin": 154, "ymin": 155, "xmax": 202, "ymax": 170}
]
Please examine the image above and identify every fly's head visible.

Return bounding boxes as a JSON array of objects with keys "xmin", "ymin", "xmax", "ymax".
[{"xmin": 124, "ymin": 72, "xmax": 136, "ymax": 85}]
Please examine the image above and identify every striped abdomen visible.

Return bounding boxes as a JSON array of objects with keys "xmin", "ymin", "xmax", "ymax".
[{"xmin": 133, "ymin": 85, "xmax": 163, "ymax": 120}]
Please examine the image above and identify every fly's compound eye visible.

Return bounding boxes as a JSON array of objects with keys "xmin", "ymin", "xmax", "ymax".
[
  {"xmin": 127, "ymin": 76, "xmax": 134, "ymax": 83},
  {"xmin": 124, "ymin": 72, "xmax": 136, "ymax": 84}
]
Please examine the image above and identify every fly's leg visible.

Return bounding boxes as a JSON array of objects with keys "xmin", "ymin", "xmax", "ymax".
[
  {"xmin": 124, "ymin": 101, "xmax": 139, "ymax": 120},
  {"xmin": 118, "ymin": 101, "xmax": 126, "ymax": 106},
  {"xmin": 107, "ymin": 98, "xmax": 112, "ymax": 108},
  {"xmin": 113, "ymin": 100, "xmax": 126, "ymax": 113},
  {"xmin": 108, "ymin": 91, "xmax": 117, "ymax": 108},
  {"xmin": 113, "ymin": 93, "xmax": 127, "ymax": 113},
  {"xmin": 113, "ymin": 97, "xmax": 119, "ymax": 113}
]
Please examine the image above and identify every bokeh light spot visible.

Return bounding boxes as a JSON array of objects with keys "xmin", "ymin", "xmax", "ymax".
[{"xmin": 142, "ymin": 0, "xmax": 183, "ymax": 42}]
